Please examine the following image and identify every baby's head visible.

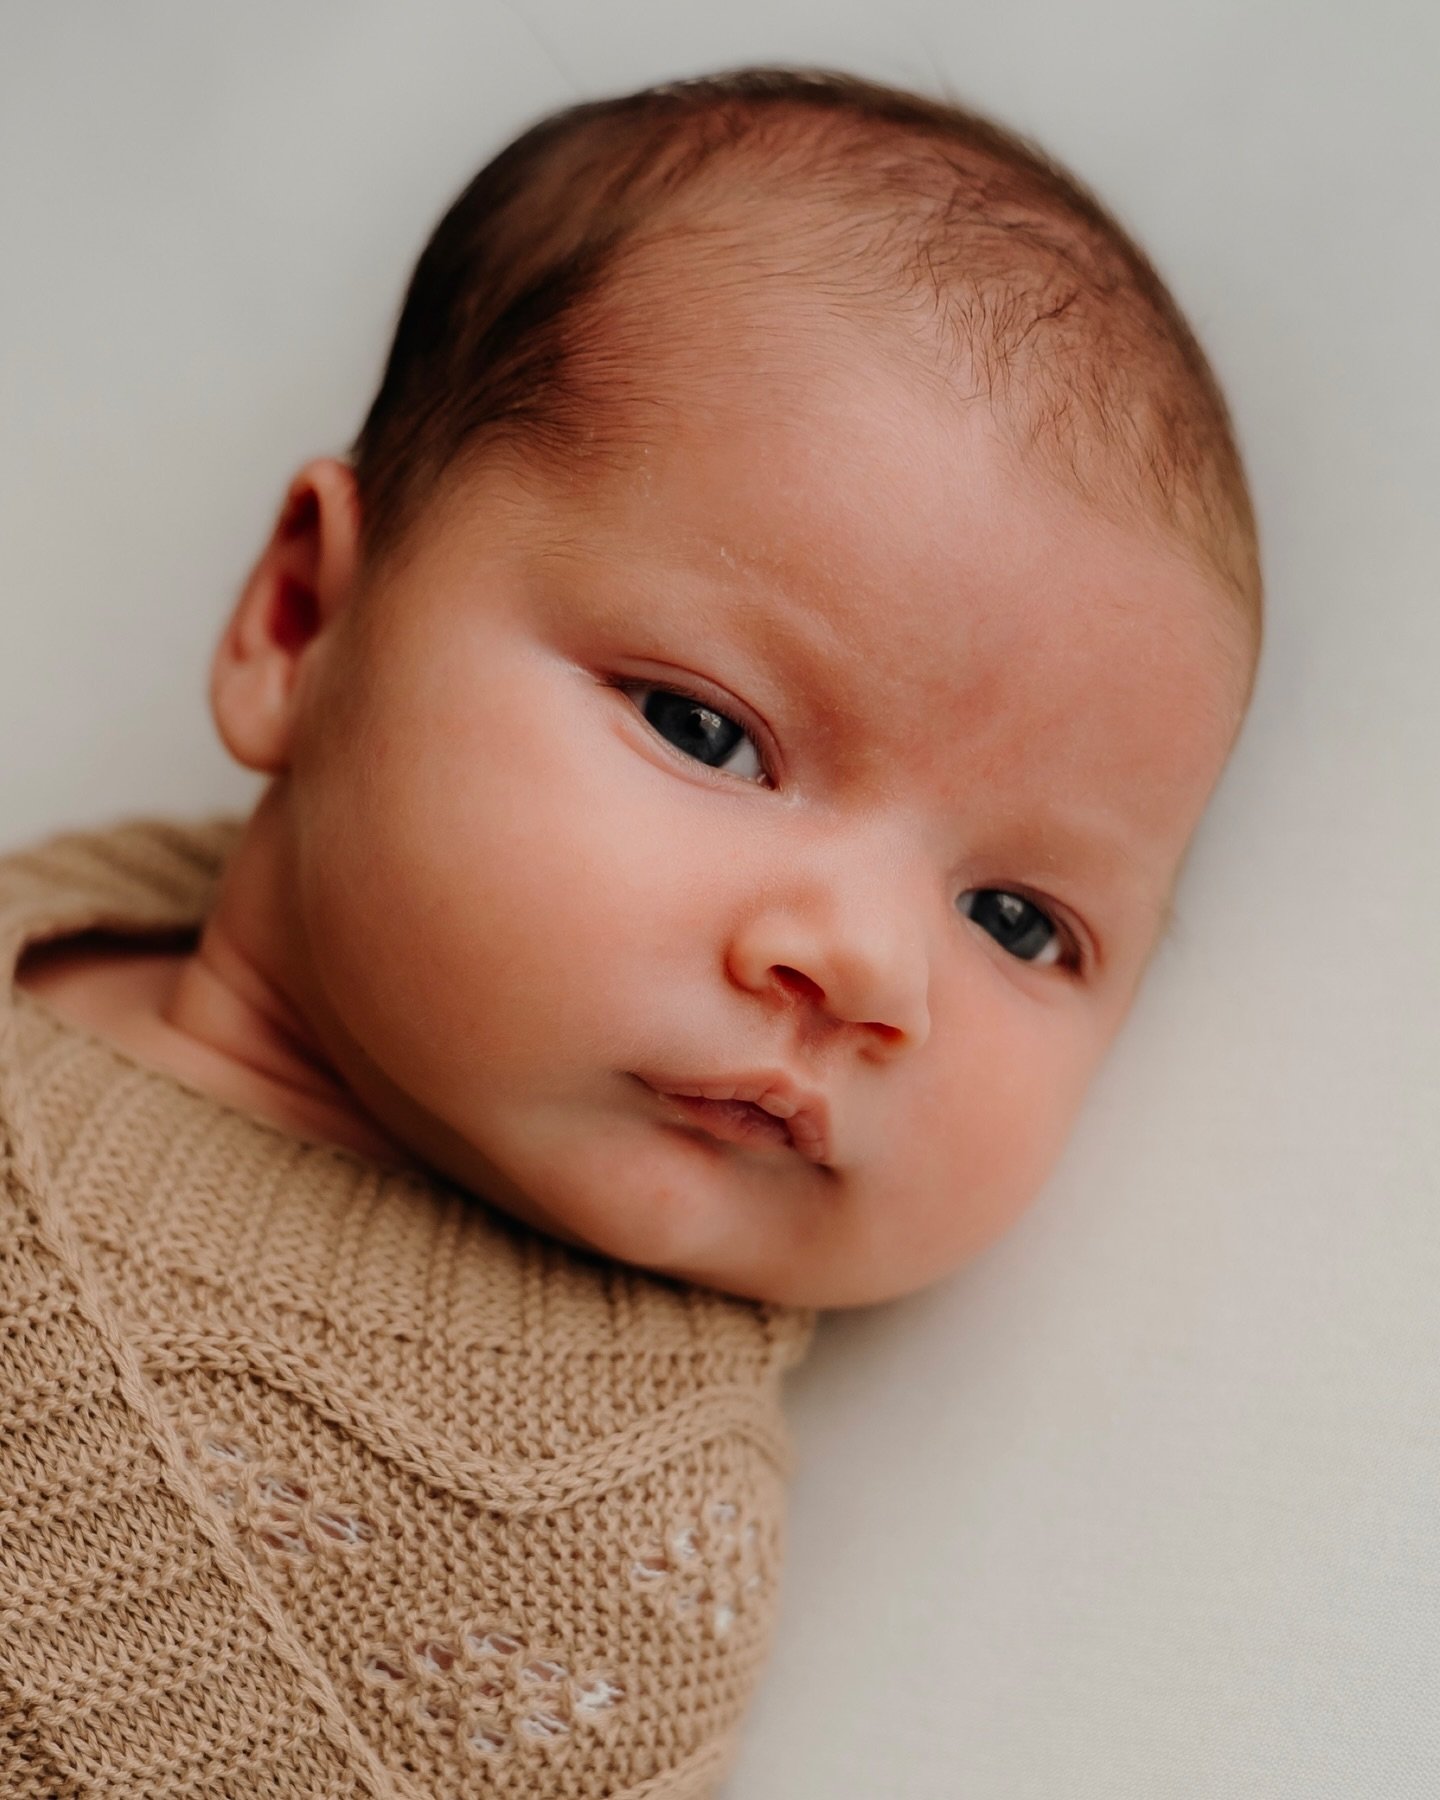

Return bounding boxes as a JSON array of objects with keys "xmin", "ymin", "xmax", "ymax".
[{"xmin": 208, "ymin": 69, "xmax": 1260, "ymax": 1307}]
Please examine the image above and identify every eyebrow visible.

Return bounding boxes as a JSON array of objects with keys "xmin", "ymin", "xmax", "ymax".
[{"xmin": 1014, "ymin": 810, "xmax": 1169, "ymax": 906}]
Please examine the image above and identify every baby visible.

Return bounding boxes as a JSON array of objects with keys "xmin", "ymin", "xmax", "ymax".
[{"xmin": 0, "ymin": 66, "xmax": 1260, "ymax": 1800}]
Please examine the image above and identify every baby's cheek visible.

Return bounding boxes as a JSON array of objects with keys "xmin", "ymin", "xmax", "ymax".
[
  {"xmin": 532, "ymin": 1117, "xmax": 720, "ymax": 1269},
  {"xmin": 878, "ymin": 1011, "xmax": 1092, "ymax": 1271}
]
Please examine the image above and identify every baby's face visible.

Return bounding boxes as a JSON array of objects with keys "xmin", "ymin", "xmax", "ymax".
[{"xmin": 276, "ymin": 299, "xmax": 1247, "ymax": 1307}]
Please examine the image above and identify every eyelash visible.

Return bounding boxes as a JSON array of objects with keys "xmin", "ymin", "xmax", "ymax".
[{"xmin": 614, "ymin": 676, "xmax": 1083, "ymax": 973}]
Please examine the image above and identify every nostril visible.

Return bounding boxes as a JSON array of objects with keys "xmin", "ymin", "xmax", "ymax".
[{"xmin": 773, "ymin": 967, "xmax": 824, "ymax": 1003}]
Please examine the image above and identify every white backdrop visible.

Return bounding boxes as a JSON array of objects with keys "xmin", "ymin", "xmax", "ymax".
[{"xmin": 3, "ymin": 4, "xmax": 1437, "ymax": 1795}]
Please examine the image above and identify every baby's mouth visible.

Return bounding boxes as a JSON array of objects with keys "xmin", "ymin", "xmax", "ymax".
[
  {"xmin": 651, "ymin": 1091, "xmax": 795, "ymax": 1151},
  {"xmin": 629, "ymin": 1071, "xmax": 832, "ymax": 1164}
]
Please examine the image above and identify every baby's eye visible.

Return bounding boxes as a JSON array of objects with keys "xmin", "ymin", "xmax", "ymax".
[
  {"xmin": 958, "ymin": 889, "xmax": 1065, "ymax": 968},
  {"xmin": 619, "ymin": 681, "xmax": 767, "ymax": 784}
]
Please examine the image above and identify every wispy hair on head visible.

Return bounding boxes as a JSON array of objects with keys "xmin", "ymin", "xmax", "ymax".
[{"xmin": 351, "ymin": 67, "xmax": 1261, "ymax": 670}]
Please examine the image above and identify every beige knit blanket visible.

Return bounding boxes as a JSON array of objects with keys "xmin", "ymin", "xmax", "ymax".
[{"xmin": 0, "ymin": 817, "xmax": 814, "ymax": 1799}]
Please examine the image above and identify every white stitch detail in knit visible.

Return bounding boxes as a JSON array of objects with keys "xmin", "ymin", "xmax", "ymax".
[
  {"xmin": 256, "ymin": 1474, "xmax": 308, "ymax": 1505},
  {"xmin": 315, "ymin": 1509, "xmax": 375, "ymax": 1546},
  {"xmin": 361, "ymin": 1623, "xmax": 628, "ymax": 1762},
  {"xmin": 258, "ymin": 1524, "xmax": 310, "ymax": 1558},
  {"xmin": 201, "ymin": 1433, "xmax": 250, "ymax": 1463},
  {"xmin": 466, "ymin": 1718, "xmax": 510, "ymax": 1758},
  {"xmin": 520, "ymin": 1656, "xmax": 568, "ymax": 1686},
  {"xmin": 574, "ymin": 1674, "xmax": 626, "ymax": 1713},
  {"xmin": 631, "ymin": 1498, "xmax": 773, "ymax": 1639},
  {"xmin": 187, "ymin": 1422, "xmax": 377, "ymax": 1562},
  {"xmin": 520, "ymin": 1708, "xmax": 571, "ymax": 1741}
]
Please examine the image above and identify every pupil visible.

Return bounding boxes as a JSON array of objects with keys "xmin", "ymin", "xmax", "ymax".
[
  {"xmin": 645, "ymin": 690, "xmax": 744, "ymax": 767},
  {"xmin": 973, "ymin": 890, "xmax": 1051, "ymax": 961}
]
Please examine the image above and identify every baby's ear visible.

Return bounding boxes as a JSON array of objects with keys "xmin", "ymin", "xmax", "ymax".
[{"xmin": 209, "ymin": 458, "xmax": 360, "ymax": 773}]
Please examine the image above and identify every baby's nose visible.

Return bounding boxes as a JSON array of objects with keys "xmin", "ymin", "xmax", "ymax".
[{"xmin": 728, "ymin": 860, "xmax": 932, "ymax": 1050}]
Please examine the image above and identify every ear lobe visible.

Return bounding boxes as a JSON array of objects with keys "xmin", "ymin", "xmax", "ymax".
[{"xmin": 210, "ymin": 458, "xmax": 361, "ymax": 774}]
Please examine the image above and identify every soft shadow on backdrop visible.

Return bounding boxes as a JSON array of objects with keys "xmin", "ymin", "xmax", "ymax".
[{"xmin": 2, "ymin": 4, "xmax": 1437, "ymax": 1795}]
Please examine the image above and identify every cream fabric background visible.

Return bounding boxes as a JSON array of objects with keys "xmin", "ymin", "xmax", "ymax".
[{"xmin": 2, "ymin": 4, "xmax": 1436, "ymax": 1795}]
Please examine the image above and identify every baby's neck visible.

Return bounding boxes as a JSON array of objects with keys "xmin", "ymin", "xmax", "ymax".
[{"xmin": 15, "ymin": 926, "xmax": 417, "ymax": 1169}]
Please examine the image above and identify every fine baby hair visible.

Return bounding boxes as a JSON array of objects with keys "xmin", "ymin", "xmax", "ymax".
[{"xmin": 351, "ymin": 65, "xmax": 1261, "ymax": 673}]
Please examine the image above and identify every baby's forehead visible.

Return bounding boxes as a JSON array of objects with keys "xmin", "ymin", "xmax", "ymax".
[
  {"xmin": 568, "ymin": 221, "xmax": 1147, "ymax": 537},
  {"xmin": 567, "ymin": 262, "xmax": 1207, "ymax": 612},
  {"xmin": 543, "ymin": 173, "xmax": 1256, "ymax": 666},
  {"xmin": 507, "ymin": 350, "xmax": 1245, "ymax": 839}
]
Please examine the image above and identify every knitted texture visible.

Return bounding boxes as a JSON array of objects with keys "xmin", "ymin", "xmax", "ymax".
[{"xmin": 0, "ymin": 818, "xmax": 815, "ymax": 1799}]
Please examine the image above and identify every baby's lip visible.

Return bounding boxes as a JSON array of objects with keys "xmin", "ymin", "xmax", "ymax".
[{"xmin": 633, "ymin": 1069, "xmax": 832, "ymax": 1166}]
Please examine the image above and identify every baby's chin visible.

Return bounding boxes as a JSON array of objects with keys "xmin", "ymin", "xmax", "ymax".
[{"xmin": 384, "ymin": 1086, "xmax": 825, "ymax": 1301}]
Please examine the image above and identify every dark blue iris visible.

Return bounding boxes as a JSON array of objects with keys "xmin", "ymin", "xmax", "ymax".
[
  {"xmin": 640, "ymin": 688, "xmax": 747, "ymax": 769},
  {"xmin": 962, "ymin": 890, "xmax": 1057, "ymax": 963}
]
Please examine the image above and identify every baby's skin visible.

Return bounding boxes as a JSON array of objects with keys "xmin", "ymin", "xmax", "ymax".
[{"xmin": 19, "ymin": 278, "xmax": 1248, "ymax": 1308}]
